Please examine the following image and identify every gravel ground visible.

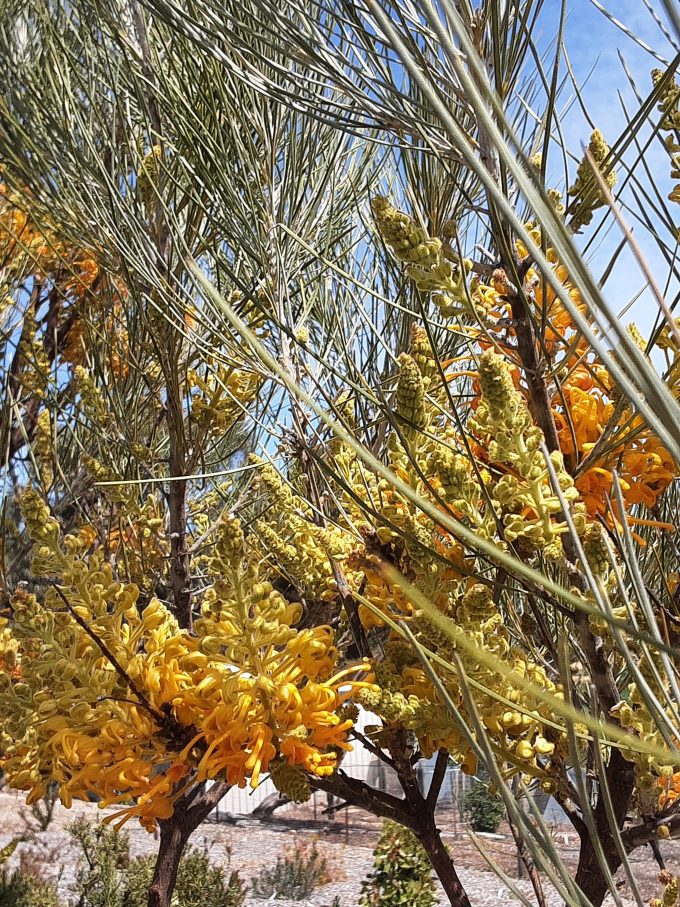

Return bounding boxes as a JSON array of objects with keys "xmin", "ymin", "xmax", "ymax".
[{"xmin": 0, "ymin": 791, "xmax": 644, "ymax": 906}]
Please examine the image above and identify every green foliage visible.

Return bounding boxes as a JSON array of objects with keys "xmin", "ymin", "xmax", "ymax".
[
  {"xmin": 69, "ymin": 819, "xmax": 130, "ymax": 907},
  {"xmin": 69, "ymin": 821, "xmax": 244, "ymax": 907},
  {"xmin": 250, "ymin": 839, "xmax": 329, "ymax": 900},
  {"xmin": 358, "ymin": 820, "xmax": 436, "ymax": 907},
  {"xmin": 123, "ymin": 848, "xmax": 245, "ymax": 907},
  {"xmin": 0, "ymin": 836, "xmax": 62, "ymax": 907},
  {"xmin": 463, "ymin": 780, "xmax": 506, "ymax": 833},
  {"xmin": 0, "ymin": 873, "xmax": 63, "ymax": 907}
]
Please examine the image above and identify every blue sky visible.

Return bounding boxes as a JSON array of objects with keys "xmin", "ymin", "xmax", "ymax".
[{"xmin": 540, "ymin": 0, "xmax": 679, "ymax": 336}]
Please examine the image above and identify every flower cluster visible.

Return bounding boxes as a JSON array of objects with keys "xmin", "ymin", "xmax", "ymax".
[
  {"xmin": 0, "ymin": 183, "xmax": 101, "ymax": 299},
  {"xmin": 0, "ymin": 500, "xmax": 367, "ymax": 831},
  {"xmin": 568, "ymin": 129, "xmax": 617, "ymax": 231},
  {"xmin": 252, "ymin": 460, "xmax": 359, "ymax": 602},
  {"xmin": 658, "ymin": 770, "xmax": 680, "ymax": 809},
  {"xmin": 188, "ymin": 362, "xmax": 259, "ymax": 438},
  {"xmin": 15, "ymin": 308, "xmax": 50, "ymax": 398},
  {"xmin": 256, "ymin": 328, "xmax": 570, "ymax": 778},
  {"xmin": 652, "ymin": 68, "xmax": 680, "ymax": 205},
  {"xmin": 358, "ymin": 582, "xmax": 564, "ymax": 777},
  {"xmin": 650, "ymin": 873, "xmax": 679, "ymax": 907},
  {"xmin": 34, "ymin": 409, "xmax": 54, "ymax": 489},
  {"xmin": 75, "ymin": 366, "xmax": 113, "ymax": 431},
  {"xmin": 471, "ymin": 217, "xmax": 677, "ymax": 518},
  {"xmin": 371, "ymin": 197, "xmax": 476, "ymax": 318},
  {"xmin": 470, "ymin": 349, "xmax": 585, "ymax": 558}
]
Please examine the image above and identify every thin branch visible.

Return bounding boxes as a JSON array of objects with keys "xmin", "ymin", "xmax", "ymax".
[
  {"xmin": 426, "ymin": 748, "xmax": 448, "ymax": 809},
  {"xmin": 622, "ymin": 810, "xmax": 680, "ymax": 850}
]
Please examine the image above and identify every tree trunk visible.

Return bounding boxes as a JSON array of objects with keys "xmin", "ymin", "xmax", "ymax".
[
  {"xmin": 147, "ymin": 815, "xmax": 192, "ymax": 907},
  {"xmin": 571, "ymin": 749, "xmax": 633, "ymax": 907},
  {"xmin": 573, "ymin": 838, "xmax": 622, "ymax": 907},
  {"xmin": 417, "ymin": 819, "xmax": 472, "ymax": 907},
  {"xmin": 312, "ymin": 750, "xmax": 472, "ymax": 906},
  {"xmin": 146, "ymin": 780, "xmax": 230, "ymax": 907}
]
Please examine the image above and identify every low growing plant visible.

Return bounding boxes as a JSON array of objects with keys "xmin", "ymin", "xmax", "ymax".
[
  {"xmin": 463, "ymin": 779, "xmax": 506, "ymax": 834},
  {"xmin": 69, "ymin": 818, "xmax": 130, "ymax": 907},
  {"xmin": 123, "ymin": 847, "xmax": 245, "ymax": 907},
  {"xmin": 69, "ymin": 821, "xmax": 245, "ymax": 907},
  {"xmin": 358, "ymin": 820, "xmax": 436, "ymax": 907},
  {"xmin": 0, "ymin": 837, "xmax": 63, "ymax": 907},
  {"xmin": 250, "ymin": 839, "xmax": 329, "ymax": 900}
]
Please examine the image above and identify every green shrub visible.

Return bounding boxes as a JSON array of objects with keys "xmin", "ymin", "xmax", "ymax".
[
  {"xmin": 69, "ymin": 819, "xmax": 130, "ymax": 907},
  {"xmin": 123, "ymin": 847, "xmax": 245, "ymax": 907},
  {"xmin": 250, "ymin": 839, "xmax": 329, "ymax": 900},
  {"xmin": 0, "ymin": 837, "xmax": 63, "ymax": 907},
  {"xmin": 0, "ymin": 873, "xmax": 63, "ymax": 907},
  {"xmin": 69, "ymin": 820, "xmax": 244, "ymax": 907},
  {"xmin": 358, "ymin": 820, "xmax": 436, "ymax": 907},
  {"xmin": 463, "ymin": 779, "xmax": 505, "ymax": 833}
]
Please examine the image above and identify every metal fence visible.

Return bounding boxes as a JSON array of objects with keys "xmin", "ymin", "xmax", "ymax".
[
  {"xmin": 210, "ymin": 758, "xmax": 473, "ymax": 823},
  {"xmin": 210, "ymin": 708, "xmax": 474, "ymax": 820}
]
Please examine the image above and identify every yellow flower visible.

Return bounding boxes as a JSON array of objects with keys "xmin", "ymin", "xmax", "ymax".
[{"xmin": 0, "ymin": 509, "xmax": 365, "ymax": 830}]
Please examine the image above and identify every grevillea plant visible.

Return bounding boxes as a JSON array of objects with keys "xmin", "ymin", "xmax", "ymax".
[
  {"xmin": 2, "ymin": 1, "xmax": 680, "ymax": 907},
  {"xmin": 242, "ymin": 197, "xmax": 680, "ymax": 906}
]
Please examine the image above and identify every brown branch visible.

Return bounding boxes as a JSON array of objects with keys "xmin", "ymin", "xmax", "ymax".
[
  {"xmin": 621, "ymin": 810, "xmax": 680, "ymax": 850},
  {"xmin": 351, "ymin": 728, "xmax": 396, "ymax": 771},
  {"xmin": 322, "ymin": 798, "xmax": 352, "ymax": 816},
  {"xmin": 649, "ymin": 840, "xmax": 666, "ymax": 871},
  {"xmin": 388, "ymin": 727, "xmax": 422, "ymax": 808},
  {"xmin": 552, "ymin": 789, "xmax": 587, "ymax": 839},
  {"xmin": 505, "ymin": 286, "xmax": 562, "ymax": 454},
  {"xmin": 505, "ymin": 261, "xmax": 630, "ymax": 905},
  {"xmin": 310, "ymin": 770, "xmax": 417, "ymax": 829},
  {"xmin": 388, "ymin": 730, "xmax": 472, "ymax": 907},
  {"xmin": 127, "ymin": 1, "xmax": 191, "ymax": 632},
  {"xmin": 185, "ymin": 779, "xmax": 231, "ymax": 824},
  {"xmin": 167, "ymin": 445, "xmax": 192, "ymax": 629},
  {"xmin": 313, "ymin": 764, "xmax": 473, "ymax": 907},
  {"xmin": 426, "ymin": 748, "xmax": 449, "ymax": 809}
]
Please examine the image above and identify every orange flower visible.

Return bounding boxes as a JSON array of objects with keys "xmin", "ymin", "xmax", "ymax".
[
  {"xmin": 575, "ymin": 467, "xmax": 620, "ymax": 517},
  {"xmin": 554, "ymin": 384, "xmax": 612, "ymax": 460},
  {"xmin": 620, "ymin": 435, "xmax": 676, "ymax": 508},
  {"xmin": 553, "ymin": 358, "xmax": 676, "ymax": 516},
  {"xmin": 658, "ymin": 771, "xmax": 680, "ymax": 808}
]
